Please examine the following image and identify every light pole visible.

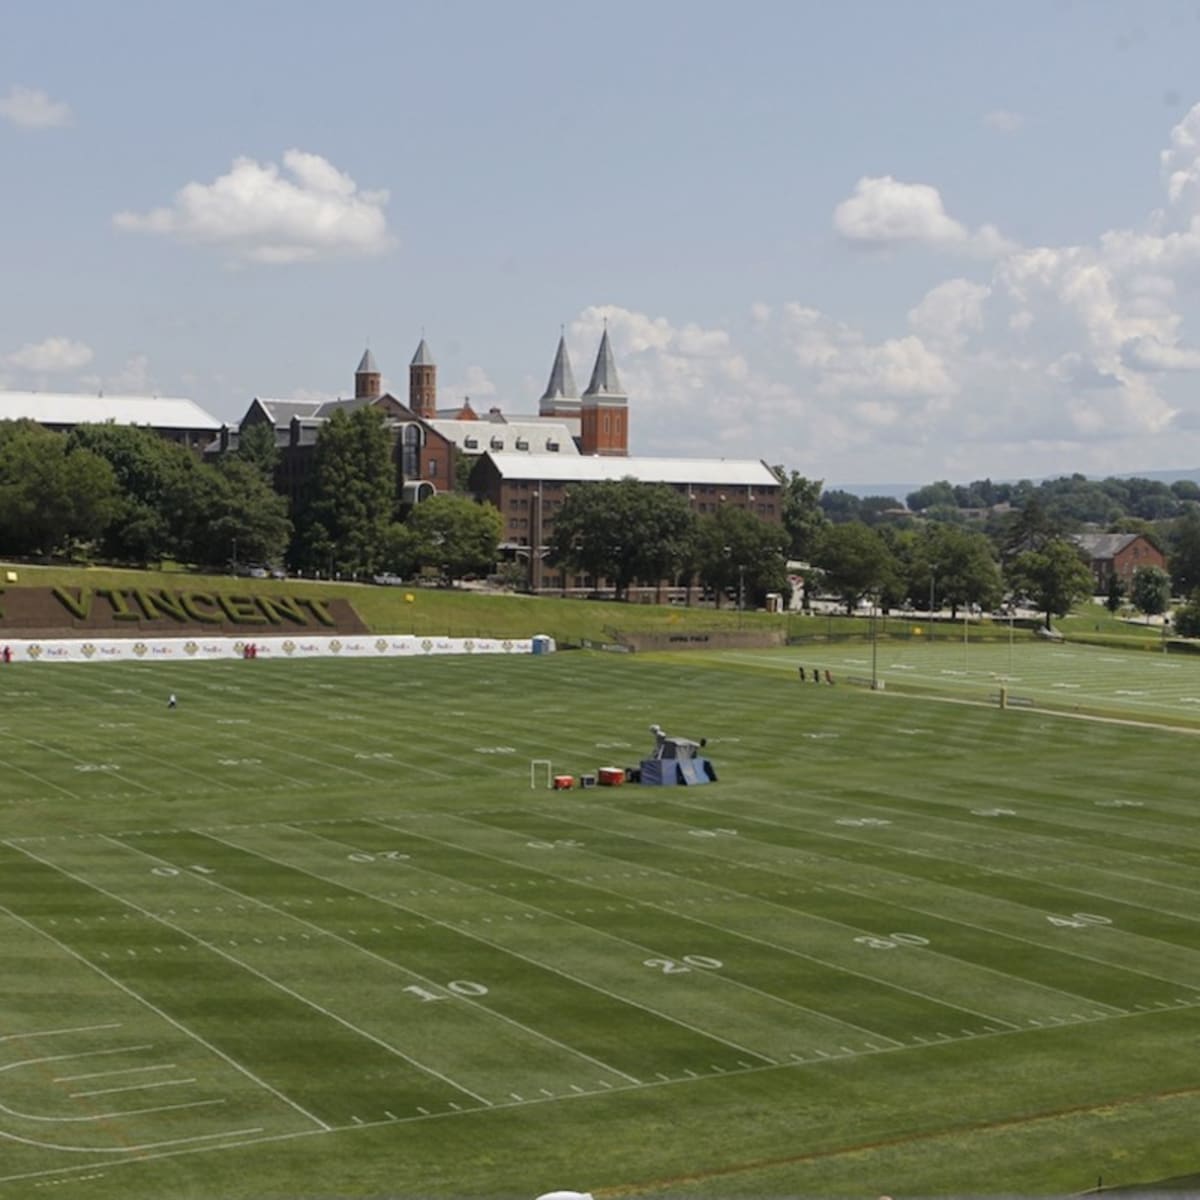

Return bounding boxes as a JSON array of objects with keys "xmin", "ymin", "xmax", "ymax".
[
  {"xmin": 929, "ymin": 563, "xmax": 938, "ymax": 641},
  {"xmin": 1008, "ymin": 598, "xmax": 1015, "ymax": 677},
  {"xmin": 738, "ymin": 562, "xmax": 745, "ymax": 627},
  {"xmin": 231, "ymin": 537, "xmax": 237, "ymax": 576},
  {"xmin": 871, "ymin": 592, "xmax": 879, "ymax": 690}
]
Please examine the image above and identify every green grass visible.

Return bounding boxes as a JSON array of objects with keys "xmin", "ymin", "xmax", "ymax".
[{"xmin": 4, "ymin": 645, "xmax": 1200, "ymax": 1197}]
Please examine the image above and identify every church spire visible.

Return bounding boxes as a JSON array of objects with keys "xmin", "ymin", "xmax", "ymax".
[
  {"xmin": 580, "ymin": 327, "xmax": 628, "ymax": 456},
  {"xmin": 539, "ymin": 332, "xmax": 580, "ymax": 418},
  {"xmin": 583, "ymin": 327, "xmax": 624, "ymax": 398}
]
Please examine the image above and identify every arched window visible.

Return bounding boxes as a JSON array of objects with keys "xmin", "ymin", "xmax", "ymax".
[{"xmin": 401, "ymin": 424, "xmax": 421, "ymax": 479}]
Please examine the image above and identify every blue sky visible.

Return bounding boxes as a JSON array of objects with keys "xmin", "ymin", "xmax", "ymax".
[{"xmin": 4, "ymin": 1, "xmax": 1200, "ymax": 486}]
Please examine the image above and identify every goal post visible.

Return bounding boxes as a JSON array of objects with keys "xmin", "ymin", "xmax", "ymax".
[{"xmin": 529, "ymin": 759, "xmax": 552, "ymax": 790}]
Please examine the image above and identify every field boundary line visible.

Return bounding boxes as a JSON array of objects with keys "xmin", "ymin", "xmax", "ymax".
[
  {"xmin": 591, "ymin": 1078, "xmax": 1200, "ymax": 1198},
  {"xmin": 0, "ymin": 897, "xmax": 326, "ymax": 1132}
]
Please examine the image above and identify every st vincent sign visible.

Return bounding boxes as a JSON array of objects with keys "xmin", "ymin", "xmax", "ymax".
[{"xmin": 0, "ymin": 587, "xmax": 367, "ymax": 635}]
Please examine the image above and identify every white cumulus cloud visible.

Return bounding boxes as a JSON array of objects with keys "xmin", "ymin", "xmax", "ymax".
[
  {"xmin": 0, "ymin": 84, "xmax": 71, "ymax": 128},
  {"xmin": 833, "ymin": 175, "xmax": 1014, "ymax": 257},
  {"xmin": 5, "ymin": 337, "xmax": 93, "ymax": 372},
  {"xmin": 114, "ymin": 149, "xmax": 394, "ymax": 265}
]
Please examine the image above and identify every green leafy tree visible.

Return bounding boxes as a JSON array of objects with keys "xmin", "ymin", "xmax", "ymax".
[
  {"xmin": 407, "ymin": 494, "xmax": 502, "ymax": 582},
  {"xmin": 1105, "ymin": 571, "xmax": 1125, "ymax": 615},
  {"xmin": 1168, "ymin": 507, "xmax": 1200, "ymax": 596},
  {"xmin": 235, "ymin": 419, "xmax": 280, "ymax": 482},
  {"xmin": 770, "ymin": 467, "xmax": 826, "ymax": 559},
  {"xmin": 67, "ymin": 423, "xmax": 197, "ymax": 562},
  {"xmin": 693, "ymin": 503, "xmax": 788, "ymax": 609},
  {"xmin": 549, "ymin": 479, "xmax": 694, "ymax": 600},
  {"xmin": 813, "ymin": 520, "xmax": 901, "ymax": 613},
  {"xmin": 906, "ymin": 480, "xmax": 957, "ymax": 512},
  {"xmin": 912, "ymin": 524, "xmax": 1002, "ymax": 618},
  {"xmin": 297, "ymin": 407, "xmax": 395, "ymax": 574},
  {"xmin": 1006, "ymin": 537, "xmax": 1093, "ymax": 629},
  {"xmin": 176, "ymin": 458, "xmax": 291, "ymax": 569},
  {"xmin": 0, "ymin": 420, "xmax": 119, "ymax": 557},
  {"xmin": 818, "ymin": 489, "xmax": 862, "ymax": 524},
  {"xmin": 1173, "ymin": 589, "xmax": 1200, "ymax": 637},
  {"xmin": 1130, "ymin": 564, "xmax": 1171, "ymax": 624}
]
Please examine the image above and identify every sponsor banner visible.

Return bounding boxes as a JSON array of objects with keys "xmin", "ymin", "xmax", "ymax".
[{"xmin": 1, "ymin": 634, "xmax": 550, "ymax": 664}]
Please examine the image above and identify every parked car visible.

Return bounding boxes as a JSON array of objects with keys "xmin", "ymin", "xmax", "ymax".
[{"xmin": 373, "ymin": 573, "xmax": 405, "ymax": 586}]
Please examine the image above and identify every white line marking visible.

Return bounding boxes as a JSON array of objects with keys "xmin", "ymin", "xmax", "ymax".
[
  {"xmin": 71, "ymin": 1077, "xmax": 196, "ymax": 1098},
  {"xmin": 0, "ymin": 897, "xmax": 329, "ymax": 1132},
  {"xmin": 55, "ymin": 1064, "xmax": 176, "ymax": 1084},
  {"xmin": 0, "ymin": 1022, "xmax": 122, "ymax": 1044}
]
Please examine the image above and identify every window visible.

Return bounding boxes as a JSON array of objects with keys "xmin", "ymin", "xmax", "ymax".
[
  {"xmin": 427, "ymin": 459, "xmax": 438, "ymax": 477},
  {"xmin": 547, "ymin": 440, "xmax": 559, "ymax": 451},
  {"xmin": 604, "ymin": 415, "xmax": 610, "ymax": 433},
  {"xmin": 464, "ymin": 436, "xmax": 478, "ymax": 450},
  {"xmin": 491, "ymin": 437, "xmax": 504, "ymax": 450},
  {"xmin": 516, "ymin": 438, "xmax": 529, "ymax": 451}
]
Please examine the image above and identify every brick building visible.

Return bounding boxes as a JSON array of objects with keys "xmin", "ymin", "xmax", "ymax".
[
  {"xmin": 1072, "ymin": 532, "xmax": 1166, "ymax": 592},
  {"xmin": 469, "ymin": 452, "xmax": 782, "ymax": 594}
]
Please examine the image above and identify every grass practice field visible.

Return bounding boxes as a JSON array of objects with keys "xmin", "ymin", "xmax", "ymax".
[{"xmin": 4, "ymin": 644, "xmax": 1200, "ymax": 1198}]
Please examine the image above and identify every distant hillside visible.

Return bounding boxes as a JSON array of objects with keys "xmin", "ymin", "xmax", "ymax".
[{"xmin": 830, "ymin": 468, "xmax": 1200, "ymax": 501}]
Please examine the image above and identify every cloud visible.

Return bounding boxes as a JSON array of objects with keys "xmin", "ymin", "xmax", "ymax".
[
  {"xmin": 983, "ymin": 109, "xmax": 1024, "ymax": 133},
  {"xmin": 833, "ymin": 175, "xmax": 1014, "ymax": 257},
  {"xmin": 0, "ymin": 84, "xmax": 71, "ymax": 128},
  {"xmin": 114, "ymin": 149, "xmax": 394, "ymax": 265},
  {"xmin": 907, "ymin": 279, "xmax": 990, "ymax": 346},
  {"xmin": 5, "ymin": 337, "xmax": 93, "ymax": 372}
]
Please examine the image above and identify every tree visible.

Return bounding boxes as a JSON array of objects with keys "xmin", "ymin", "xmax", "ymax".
[
  {"xmin": 693, "ymin": 503, "xmax": 788, "ymax": 609},
  {"xmin": 813, "ymin": 521, "xmax": 900, "ymax": 612},
  {"xmin": 1168, "ymin": 507, "xmax": 1200, "ymax": 596},
  {"xmin": 770, "ymin": 467, "xmax": 826, "ymax": 560},
  {"xmin": 549, "ymin": 479, "xmax": 694, "ymax": 600},
  {"xmin": 1173, "ymin": 589, "xmax": 1200, "ymax": 637},
  {"xmin": 67, "ymin": 423, "xmax": 198, "ymax": 563},
  {"xmin": 0, "ymin": 420, "xmax": 119, "ymax": 557},
  {"xmin": 1105, "ymin": 571, "xmax": 1125, "ymax": 615},
  {"xmin": 235, "ymin": 419, "xmax": 280, "ymax": 482},
  {"xmin": 818, "ymin": 489, "xmax": 862, "ymax": 523},
  {"xmin": 176, "ymin": 457, "xmax": 291, "ymax": 569},
  {"xmin": 913, "ymin": 524, "xmax": 1002, "ymax": 618},
  {"xmin": 296, "ymin": 407, "xmax": 395, "ymax": 575},
  {"xmin": 407, "ymin": 494, "xmax": 502, "ymax": 582},
  {"xmin": 1130, "ymin": 564, "xmax": 1171, "ymax": 624},
  {"xmin": 1006, "ymin": 537, "xmax": 1093, "ymax": 629},
  {"xmin": 906, "ymin": 480, "xmax": 957, "ymax": 512}
]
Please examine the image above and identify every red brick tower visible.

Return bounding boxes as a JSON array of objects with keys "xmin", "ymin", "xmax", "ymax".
[
  {"xmin": 580, "ymin": 327, "xmax": 628, "ymax": 456},
  {"xmin": 355, "ymin": 347, "xmax": 381, "ymax": 400},
  {"xmin": 409, "ymin": 338, "xmax": 436, "ymax": 418}
]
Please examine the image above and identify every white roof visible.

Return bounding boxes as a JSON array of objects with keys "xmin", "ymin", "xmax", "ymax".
[
  {"xmin": 426, "ymin": 419, "xmax": 579, "ymax": 455},
  {"xmin": 484, "ymin": 452, "xmax": 778, "ymax": 486},
  {"xmin": 0, "ymin": 390, "xmax": 222, "ymax": 431}
]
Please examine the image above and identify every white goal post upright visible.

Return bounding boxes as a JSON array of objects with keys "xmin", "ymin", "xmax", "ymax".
[{"xmin": 530, "ymin": 759, "xmax": 552, "ymax": 790}]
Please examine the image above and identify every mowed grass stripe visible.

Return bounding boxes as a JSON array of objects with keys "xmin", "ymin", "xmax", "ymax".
[
  {"xmin": 638, "ymin": 795, "xmax": 1200, "ymax": 1003},
  {"xmin": 296, "ymin": 817, "xmax": 882, "ymax": 1058},
  {"xmin": 0, "ymin": 843, "xmax": 484, "ymax": 1124},
  {"xmin": 715, "ymin": 786, "xmax": 1200, "ymax": 979},
  {"xmin": 95, "ymin": 830, "xmax": 638, "ymax": 1099},
  {"xmin": 400, "ymin": 808, "xmax": 1088, "ymax": 1032},
  {"xmin": 510, "ymin": 801, "xmax": 1128, "ymax": 1025},
  {"xmin": 134, "ymin": 826, "xmax": 766, "ymax": 1080},
  {"xmin": 432, "ymin": 806, "xmax": 992, "ymax": 1039}
]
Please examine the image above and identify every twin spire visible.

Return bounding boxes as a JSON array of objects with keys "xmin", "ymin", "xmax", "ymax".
[{"xmin": 539, "ymin": 329, "xmax": 624, "ymax": 405}]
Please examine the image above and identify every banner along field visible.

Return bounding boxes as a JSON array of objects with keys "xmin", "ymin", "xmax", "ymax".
[{"xmin": 3, "ymin": 648, "xmax": 1200, "ymax": 1198}]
